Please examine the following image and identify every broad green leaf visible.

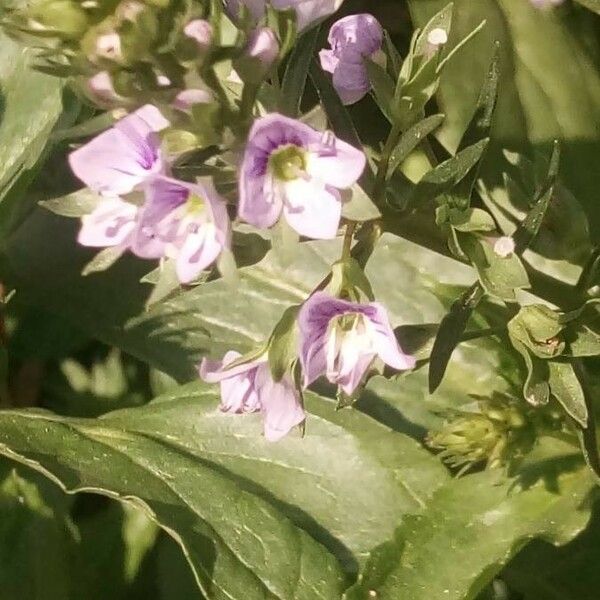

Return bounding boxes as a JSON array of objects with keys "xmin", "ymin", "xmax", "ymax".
[
  {"xmin": 346, "ymin": 460, "xmax": 595, "ymax": 600},
  {"xmin": 39, "ymin": 188, "xmax": 102, "ymax": 218},
  {"xmin": 0, "ymin": 382, "xmax": 450, "ymax": 594},
  {"xmin": 0, "ymin": 30, "xmax": 71, "ymax": 240},
  {"xmin": 341, "ymin": 185, "xmax": 381, "ymax": 222}
]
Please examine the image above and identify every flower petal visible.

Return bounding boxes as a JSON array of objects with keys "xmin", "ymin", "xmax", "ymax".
[
  {"xmin": 369, "ymin": 303, "xmax": 416, "ymax": 371},
  {"xmin": 78, "ymin": 197, "xmax": 137, "ymax": 247},
  {"xmin": 306, "ymin": 135, "xmax": 366, "ymax": 188},
  {"xmin": 69, "ymin": 105, "xmax": 169, "ymax": 196},
  {"xmin": 283, "ymin": 179, "xmax": 341, "ymax": 239},
  {"xmin": 175, "ymin": 223, "xmax": 223, "ymax": 283},
  {"xmin": 255, "ymin": 366, "xmax": 305, "ymax": 441}
]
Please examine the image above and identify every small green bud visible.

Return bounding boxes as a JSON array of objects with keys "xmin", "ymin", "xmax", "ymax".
[{"xmin": 30, "ymin": 0, "xmax": 88, "ymax": 39}]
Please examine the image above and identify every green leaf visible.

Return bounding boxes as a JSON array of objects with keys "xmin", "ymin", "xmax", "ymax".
[
  {"xmin": 39, "ymin": 188, "xmax": 102, "ymax": 218},
  {"xmin": 268, "ymin": 305, "xmax": 300, "ymax": 381},
  {"xmin": 0, "ymin": 30, "xmax": 71, "ymax": 240},
  {"xmin": 309, "ymin": 60, "xmax": 363, "ymax": 149},
  {"xmin": 573, "ymin": 0, "xmax": 600, "ymax": 15},
  {"xmin": 82, "ymin": 247, "xmax": 126, "ymax": 277},
  {"xmin": 366, "ymin": 59, "xmax": 396, "ymax": 122},
  {"xmin": 445, "ymin": 207, "xmax": 496, "ymax": 233},
  {"xmin": 409, "ymin": 0, "xmax": 600, "ymax": 236},
  {"xmin": 341, "ymin": 185, "xmax": 381, "ymax": 222},
  {"xmin": 513, "ymin": 141, "xmax": 561, "ymax": 254},
  {"xmin": 411, "ymin": 138, "xmax": 489, "ymax": 205},
  {"xmin": 386, "ymin": 114, "xmax": 445, "ymax": 180},
  {"xmin": 346, "ymin": 463, "xmax": 595, "ymax": 600},
  {"xmin": 548, "ymin": 361, "xmax": 588, "ymax": 428},
  {"xmin": 459, "ymin": 233, "xmax": 530, "ymax": 301},
  {"xmin": 0, "ymin": 383, "xmax": 450, "ymax": 594},
  {"xmin": 280, "ymin": 26, "xmax": 320, "ymax": 117},
  {"xmin": 428, "ymin": 282, "xmax": 484, "ymax": 393}
]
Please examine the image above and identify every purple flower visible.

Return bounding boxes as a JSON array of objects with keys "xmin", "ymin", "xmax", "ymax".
[
  {"xmin": 172, "ymin": 88, "xmax": 213, "ymax": 112},
  {"xmin": 224, "ymin": 0, "xmax": 344, "ymax": 32},
  {"xmin": 239, "ymin": 113, "xmax": 365, "ymax": 239},
  {"xmin": 133, "ymin": 177, "xmax": 231, "ymax": 283},
  {"xmin": 319, "ymin": 14, "xmax": 383, "ymax": 105},
  {"xmin": 299, "ymin": 292, "xmax": 416, "ymax": 395},
  {"xmin": 234, "ymin": 27, "xmax": 280, "ymax": 83},
  {"xmin": 85, "ymin": 71, "xmax": 120, "ymax": 107},
  {"xmin": 69, "ymin": 105, "xmax": 169, "ymax": 196},
  {"xmin": 199, "ymin": 351, "xmax": 306, "ymax": 441}
]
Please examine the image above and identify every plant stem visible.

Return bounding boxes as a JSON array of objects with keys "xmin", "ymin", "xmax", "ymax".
[{"xmin": 342, "ymin": 222, "xmax": 356, "ymax": 260}]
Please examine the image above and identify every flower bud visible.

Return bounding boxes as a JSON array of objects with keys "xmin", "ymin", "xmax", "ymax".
[
  {"xmin": 234, "ymin": 27, "xmax": 279, "ymax": 84},
  {"xmin": 85, "ymin": 71, "xmax": 122, "ymax": 107},
  {"xmin": 493, "ymin": 236, "xmax": 515, "ymax": 258},
  {"xmin": 30, "ymin": 0, "xmax": 88, "ymax": 39},
  {"xmin": 184, "ymin": 19, "xmax": 214, "ymax": 49},
  {"xmin": 172, "ymin": 89, "xmax": 213, "ymax": 112},
  {"xmin": 95, "ymin": 32, "xmax": 123, "ymax": 62}
]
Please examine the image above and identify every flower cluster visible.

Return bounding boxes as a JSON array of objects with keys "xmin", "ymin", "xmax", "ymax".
[
  {"xmin": 201, "ymin": 292, "xmax": 415, "ymax": 441},
  {"xmin": 57, "ymin": 5, "xmax": 415, "ymax": 440}
]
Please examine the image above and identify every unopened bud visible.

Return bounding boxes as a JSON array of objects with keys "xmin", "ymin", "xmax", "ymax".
[
  {"xmin": 184, "ymin": 19, "xmax": 213, "ymax": 49},
  {"xmin": 95, "ymin": 32, "xmax": 123, "ymax": 61},
  {"xmin": 234, "ymin": 27, "xmax": 279, "ymax": 84},
  {"xmin": 85, "ymin": 71, "xmax": 121, "ymax": 107},
  {"xmin": 427, "ymin": 27, "xmax": 448, "ymax": 47},
  {"xmin": 31, "ymin": 0, "xmax": 88, "ymax": 39},
  {"xmin": 493, "ymin": 236, "xmax": 515, "ymax": 258},
  {"xmin": 173, "ymin": 89, "xmax": 213, "ymax": 112}
]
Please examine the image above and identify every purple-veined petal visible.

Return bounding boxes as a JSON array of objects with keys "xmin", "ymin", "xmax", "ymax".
[
  {"xmin": 306, "ymin": 134, "xmax": 366, "ymax": 188},
  {"xmin": 327, "ymin": 13, "xmax": 383, "ymax": 57},
  {"xmin": 69, "ymin": 105, "xmax": 169, "ymax": 196},
  {"xmin": 175, "ymin": 223, "xmax": 223, "ymax": 283},
  {"xmin": 78, "ymin": 197, "xmax": 137, "ymax": 247},
  {"xmin": 283, "ymin": 179, "xmax": 341, "ymax": 239},
  {"xmin": 239, "ymin": 173, "xmax": 283, "ymax": 229},
  {"xmin": 332, "ymin": 56, "xmax": 370, "ymax": 105},
  {"xmin": 369, "ymin": 303, "xmax": 416, "ymax": 371},
  {"xmin": 335, "ymin": 351, "xmax": 374, "ymax": 396},
  {"xmin": 255, "ymin": 365, "xmax": 305, "ymax": 441},
  {"xmin": 319, "ymin": 48, "xmax": 339, "ymax": 73}
]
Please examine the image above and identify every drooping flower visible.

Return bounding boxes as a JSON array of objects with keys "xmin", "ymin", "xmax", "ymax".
[
  {"xmin": 224, "ymin": 0, "xmax": 344, "ymax": 32},
  {"xmin": 69, "ymin": 104, "xmax": 169, "ymax": 196},
  {"xmin": 133, "ymin": 178, "xmax": 231, "ymax": 283},
  {"xmin": 183, "ymin": 19, "xmax": 213, "ymax": 48},
  {"xmin": 299, "ymin": 292, "xmax": 415, "ymax": 395},
  {"xmin": 239, "ymin": 113, "xmax": 365, "ymax": 239},
  {"xmin": 319, "ymin": 14, "xmax": 383, "ymax": 105},
  {"xmin": 199, "ymin": 351, "xmax": 306, "ymax": 441}
]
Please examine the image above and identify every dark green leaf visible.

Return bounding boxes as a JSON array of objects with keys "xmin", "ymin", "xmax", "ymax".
[
  {"xmin": 548, "ymin": 361, "xmax": 588, "ymax": 428},
  {"xmin": 429, "ymin": 282, "xmax": 483, "ymax": 393},
  {"xmin": 280, "ymin": 26, "xmax": 320, "ymax": 117}
]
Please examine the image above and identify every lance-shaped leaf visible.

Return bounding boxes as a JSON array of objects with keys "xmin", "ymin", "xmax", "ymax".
[
  {"xmin": 386, "ymin": 114, "xmax": 445, "ymax": 180},
  {"xmin": 280, "ymin": 26, "xmax": 320, "ymax": 117},
  {"xmin": 548, "ymin": 361, "xmax": 588, "ymax": 428},
  {"xmin": 268, "ymin": 305, "xmax": 300, "ymax": 381},
  {"xmin": 513, "ymin": 141, "xmax": 561, "ymax": 253},
  {"xmin": 428, "ymin": 282, "xmax": 484, "ymax": 393},
  {"xmin": 366, "ymin": 59, "xmax": 396, "ymax": 123}
]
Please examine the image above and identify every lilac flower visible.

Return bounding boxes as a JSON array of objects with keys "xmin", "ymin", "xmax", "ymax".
[
  {"xmin": 199, "ymin": 351, "xmax": 306, "ymax": 441},
  {"xmin": 234, "ymin": 27, "xmax": 279, "ymax": 83},
  {"xmin": 85, "ymin": 71, "xmax": 120, "ymax": 107},
  {"xmin": 69, "ymin": 105, "xmax": 169, "ymax": 196},
  {"xmin": 239, "ymin": 113, "xmax": 365, "ymax": 239},
  {"xmin": 299, "ymin": 292, "xmax": 416, "ymax": 395},
  {"xmin": 133, "ymin": 178, "xmax": 231, "ymax": 283},
  {"xmin": 225, "ymin": 0, "xmax": 344, "ymax": 31},
  {"xmin": 319, "ymin": 14, "xmax": 383, "ymax": 105},
  {"xmin": 172, "ymin": 88, "xmax": 213, "ymax": 112}
]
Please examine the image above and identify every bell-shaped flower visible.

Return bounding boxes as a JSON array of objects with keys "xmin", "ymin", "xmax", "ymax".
[
  {"xmin": 133, "ymin": 178, "xmax": 231, "ymax": 283},
  {"xmin": 69, "ymin": 104, "xmax": 169, "ymax": 196},
  {"xmin": 299, "ymin": 292, "xmax": 415, "ymax": 395},
  {"xmin": 319, "ymin": 14, "xmax": 383, "ymax": 105},
  {"xmin": 225, "ymin": 0, "xmax": 344, "ymax": 32},
  {"xmin": 199, "ymin": 351, "xmax": 306, "ymax": 441},
  {"xmin": 239, "ymin": 113, "xmax": 365, "ymax": 239}
]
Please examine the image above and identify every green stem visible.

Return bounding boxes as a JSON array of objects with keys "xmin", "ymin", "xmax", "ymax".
[
  {"xmin": 342, "ymin": 222, "xmax": 356, "ymax": 260},
  {"xmin": 239, "ymin": 83, "xmax": 259, "ymax": 126}
]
